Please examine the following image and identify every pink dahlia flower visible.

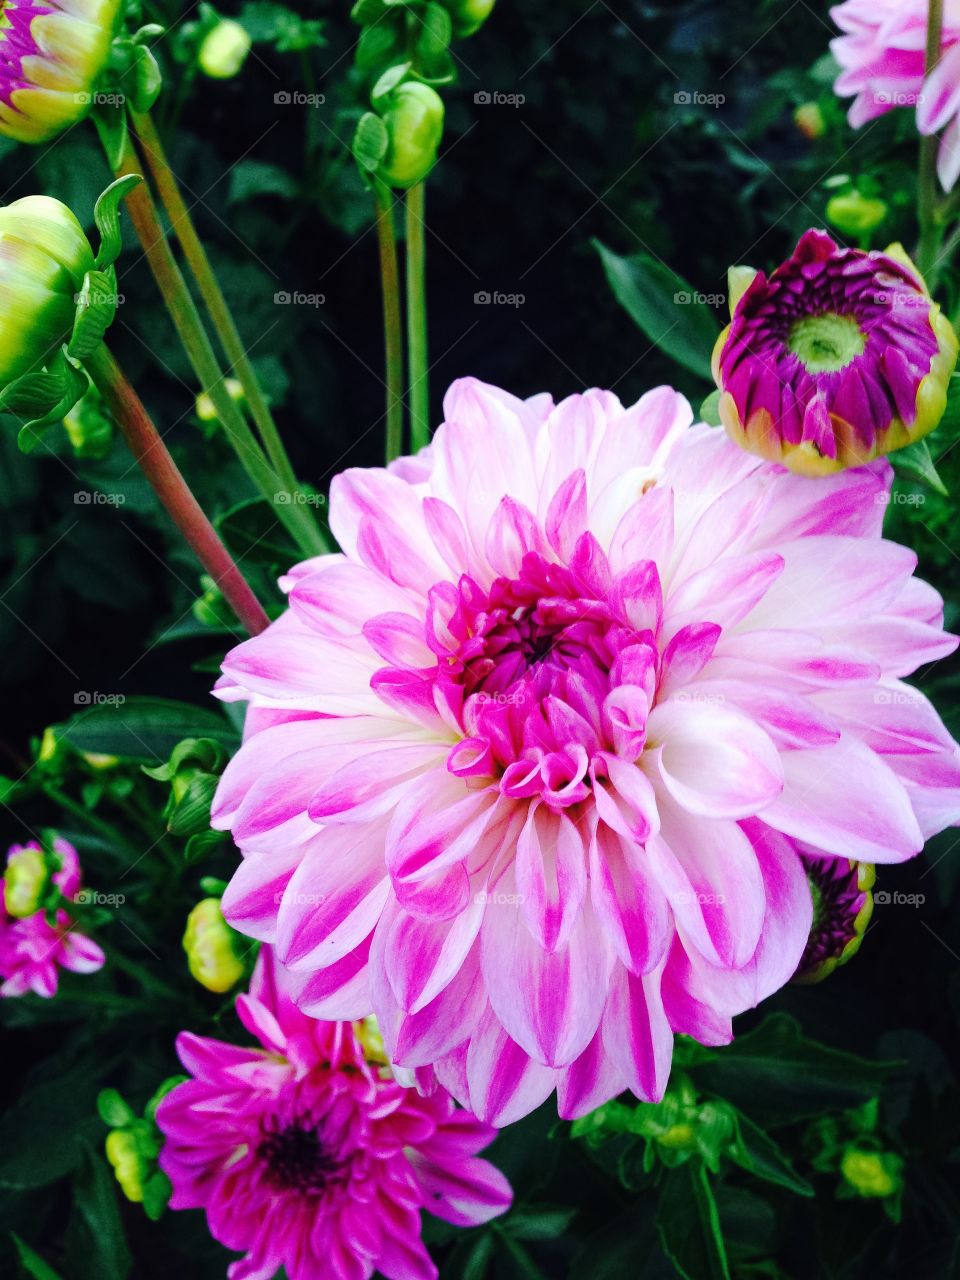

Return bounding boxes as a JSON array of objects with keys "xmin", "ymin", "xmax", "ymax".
[
  {"xmin": 713, "ymin": 230, "xmax": 957, "ymax": 475},
  {"xmin": 831, "ymin": 0, "xmax": 960, "ymax": 189},
  {"xmin": 156, "ymin": 947, "xmax": 511, "ymax": 1280},
  {"xmin": 211, "ymin": 377, "xmax": 960, "ymax": 1125},
  {"xmin": 0, "ymin": 838, "xmax": 105, "ymax": 998}
]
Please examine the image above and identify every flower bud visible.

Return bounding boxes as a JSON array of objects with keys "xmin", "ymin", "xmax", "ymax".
[
  {"xmin": 794, "ymin": 102, "xmax": 826, "ymax": 141},
  {"xmin": 443, "ymin": 0, "xmax": 496, "ymax": 37},
  {"xmin": 183, "ymin": 898, "xmax": 245, "ymax": 993},
  {"xmin": 840, "ymin": 1147, "xmax": 903, "ymax": 1199},
  {"xmin": 826, "ymin": 190, "xmax": 888, "ymax": 239},
  {"xmin": 0, "ymin": 196, "xmax": 94, "ymax": 385},
  {"xmin": 380, "ymin": 83, "xmax": 445, "ymax": 188},
  {"xmin": 63, "ymin": 383, "xmax": 114, "ymax": 459},
  {"xmin": 0, "ymin": 0, "xmax": 122, "ymax": 144},
  {"xmin": 195, "ymin": 376, "xmax": 244, "ymax": 423},
  {"xmin": 354, "ymin": 1014, "xmax": 389, "ymax": 1065},
  {"xmin": 3, "ymin": 845, "xmax": 49, "ymax": 918},
  {"xmin": 106, "ymin": 1129, "xmax": 146, "ymax": 1203},
  {"xmin": 794, "ymin": 857, "xmax": 874, "ymax": 984},
  {"xmin": 198, "ymin": 20, "xmax": 252, "ymax": 80}
]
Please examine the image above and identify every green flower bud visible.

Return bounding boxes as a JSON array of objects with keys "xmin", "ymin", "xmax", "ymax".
[
  {"xmin": 840, "ymin": 1147, "xmax": 903, "ymax": 1199},
  {"xmin": 380, "ymin": 83, "xmax": 445, "ymax": 188},
  {"xmin": 443, "ymin": 0, "xmax": 496, "ymax": 37},
  {"xmin": 199, "ymin": 20, "xmax": 252, "ymax": 79},
  {"xmin": 105, "ymin": 1129, "xmax": 146, "ymax": 1203},
  {"xmin": 183, "ymin": 897, "xmax": 245, "ymax": 993},
  {"xmin": 63, "ymin": 382, "xmax": 114, "ymax": 459},
  {"xmin": 794, "ymin": 102, "xmax": 826, "ymax": 141},
  {"xmin": 0, "ymin": 196, "xmax": 94, "ymax": 385},
  {"xmin": 3, "ymin": 845, "xmax": 49, "ymax": 918},
  {"xmin": 195, "ymin": 376, "xmax": 244, "ymax": 423},
  {"xmin": 355, "ymin": 1014, "xmax": 389, "ymax": 1066},
  {"xmin": 826, "ymin": 191, "xmax": 889, "ymax": 239}
]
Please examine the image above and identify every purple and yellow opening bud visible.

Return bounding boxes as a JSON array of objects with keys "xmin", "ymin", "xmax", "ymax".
[
  {"xmin": 0, "ymin": 194, "xmax": 94, "ymax": 384},
  {"xmin": 380, "ymin": 82, "xmax": 445, "ymax": 189},
  {"xmin": 0, "ymin": 0, "xmax": 122, "ymax": 144},
  {"xmin": 3, "ymin": 844, "xmax": 49, "ymax": 917},
  {"xmin": 105, "ymin": 1129, "xmax": 146, "ymax": 1203},
  {"xmin": 712, "ymin": 229, "xmax": 959, "ymax": 475},
  {"xmin": 826, "ymin": 191, "xmax": 888, "ymax": 239},
  {"xmin": 443, "ymin": 0, "xmax": 496, "ymax": 37},
  {"xmin": 198, "ymin": 19, "xmax": 251, "ymax": 80},
  {"xmin": 840, "ymin": 1147, "xmax": 903, "ymax": 1199},
  {"xmin": 183, "ymin": 897, "xmax": 244, "ymax": 994},
  {"xmin": 793, "ymin": 856, "xmax": 875, "ymax": 984},
  {"xmin": 794, "ymin": 101, "xmax": 826, "ymax": 141}
]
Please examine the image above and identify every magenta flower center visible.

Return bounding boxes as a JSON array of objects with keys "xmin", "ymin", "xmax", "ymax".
[{"xmin": 258, "ymin": 1119, "xmax": 344, "ymax": 1195}]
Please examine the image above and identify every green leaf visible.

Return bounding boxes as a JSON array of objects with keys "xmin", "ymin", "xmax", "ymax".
[
  {"xmin": 91, "ymin": 103, "xmax": 128, "ymax": 172},
  {"xmin": 656, "ymin": 1162, "xmax": 730, "ymax": 1280},
  {"xmin": 353, "ymin": 112, "xmax": 390, "ymax": 174},
  {"xmin": 371, "ymin": 61, "xmax": 412, "ymax": 106},
  {"xmin": 890, "ymin": 438, "xmax": 948, "ymax": 496},
  {"xmin": 416, "ymin": 2, "xmax": 453, "ymax": 62},
  {"xmin": 68, "ymin": 268, "xmax": 121, "ymax": 359},
  {"xmin": 61, "ymin": 696, "xmax": 239, "ymax": 763},
  {"xmin": 727, "ymin": 1110, "xmax": 814, "ymax": 1197},
  {"xmin": 692, "ymin": 1013, "xmax": 901, "ymax": 1126},
  {"xmin": 0, "ymin": 1064, "xmax": 103, "ymax": 1189},
  {"xmin": 130, "ymin": 44, "xmax": 163, "ymax": 112},
  {"xmin": 594, "ymin": 239, "xmax": 719, "ymax": 379},
  {"xmin": 494, "ymin": 1228, "xmax": 549, "ymax": 1280},
  {"xmin": 140, "ymin": 1170, "xmax": 171, "ymax": 1222},
  {"xmin": 699, "ymin": 389, "xmax": 722, "ymax": 426},
  {"xmin": 67, "ymin": 1147, "xmax": 132, "ymax": 1280},
  {"xmin": 93, "ymin": 174, "xmax": 141, "ymax": 270},
  {"xmin": 96, "ymin": 1089, "xmax": 135, "ymax": 1129},
  {"xmin": 11, "ymin": 1236, "xmax": 64, "ymax": 1280},
  {"xmin": 503, "ymin": 1205, "xmax": 577, "ymax": 1240},
  {"xmin": 228, "ymin": 160, "xmax": 299, "ymax": 205}
]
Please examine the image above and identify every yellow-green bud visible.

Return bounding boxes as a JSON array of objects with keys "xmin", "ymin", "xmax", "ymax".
[
  {"xmin": 444, "ymin": 0, "xmax": 496, "ymax": 37},
  {"xmin": 199, "ymin": 20, "xmax": 252, "ymax": 79},
  {"xmin": 105, "ymin": 1129, "xmax": 146, "ymax": 1203},
  {"xmin": 794, "ymin": 102, "xmax": 826, "ymax": 141},
  {"xmin": 195, "ymin": 377, "xmax": 244, "ymax": 423},
  {"xmin": 355, "ymin": 1014, "xmax": 389, "ymax": 1065},
  {"xmin": 380, "ymin": 83, "xmax": 445, "ymax": 189},
  {"xmin": 38, "ymin": 727, "xmax": 61, "ymax": 765},
  {"xmin": 826, "ymin": 191, "xmax": 888, "ymax": 239},
  {"xmin": 0, "ymin": 196, "xmax": 94, "ymax": 385},
  {"xmin": 840, "ymin": 1147, "xmax": 902, "ymax": 1199},
  {"xmin": 3, "ymin": 846, "xmax": 49, "ymax": 918},
  {"xmin": 83, "ymin": 751, "xmax": 120, "ymax": 770},
  {"xmin": 0, "ymin": 0, "xmax": 122, "ymax": 144},
  {"xmin": 183, "ymin": 898, "xmax": 244, "ymax": 993}
]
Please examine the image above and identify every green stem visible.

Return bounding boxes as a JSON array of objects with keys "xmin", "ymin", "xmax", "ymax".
[
  {"xmin": 109, "ymin": 137, "xmax": 321, "ymax": 557},
  {"xmin": 86, "ymin": 344, "xmax": 270, "ymax": 637},
  {"xmin": 918, "ymin": 0, "xmax": 945, "ymax": 279},
  {"xmin": 406, "ymin": 182, "xmax": 430, "ymax": 452},
  {"xmin": 130, "ymin": 110, "xmax": 324, "ymax": 555},
  {"xmin": 374, "ymin": 181, "xmax": 405, "ymax": 462},
  {"xmin": 41, "ymin": 783, "xmax": 142, "ymax": 861}
]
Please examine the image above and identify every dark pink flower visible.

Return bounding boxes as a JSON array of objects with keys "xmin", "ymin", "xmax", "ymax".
[{"xmin": 157, "ymin": 947, "xmax": 511, "ymax": 1280}]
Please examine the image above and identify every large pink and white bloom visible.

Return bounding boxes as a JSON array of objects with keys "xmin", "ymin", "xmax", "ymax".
[
  {"xmin": 212, "ymin": 378, "xmax": 960, "ymax": 1125},
  {"xmin": 0, "ymin": 837, "xmax": 105, "ymax": 998},
  {"xmin": 157, "ymin": 947, "xmax": 511, "ymax": 1280},
  {"xmin": 830, "ymin": 0, "xmax": 960, "ymax": 190}
]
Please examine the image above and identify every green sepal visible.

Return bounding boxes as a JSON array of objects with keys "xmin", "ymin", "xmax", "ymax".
[
  {"xmin": 3, "ymin": 351, "xmax": 88, "ymax": 452},
  {"xmin": 92, "ymin": 98, "xmax": 129, "ymax": 171},
  {"xmin": 130, "ymin": 44, "xmax": 163, "ymax": 111},
  {"xmin": 67, "ymin": 267, "xmax": 121, "ymax": 360},
  {"xmin": 890, "ymin": 438, "xmax": 948, "ymax": 495},
  {"xmin": 353, "ymin": 111, "xmax": 390, "ymax": 173},
  {"xmin": 371, "ymin": 61, "xmax": 412, "ymax": 107},
  {"xmin": 93, "ymin": 174, "xmax": 141, "ymax": 270},
  {"xmin": 131, "ymin": 22, "xmax": 165, "ymax": 44},
  {"xmin": 97, "ymin": 1088, "xmax": 136, "ymax": 1129}
]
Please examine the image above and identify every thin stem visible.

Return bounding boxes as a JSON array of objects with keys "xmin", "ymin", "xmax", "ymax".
[
  {"xmin": 918, "ymin": 0, "xmax": 945, "ymax": 278},
  {"xmin": 374, "ymin": 181, "xmax": 405, "ymax": 462},
  {"xmin": 109, "ymin": 137, "xmax": 321, "ymax": 557},
  {"xmin": 40, "ymin": 783, "xmax": 143, "ymax": 862},
  {"xmin": 130, "ymin": 112, "xmax": 322, "ymax": 546},
  {"xmin": 406, "ymin": 182, "xmax": 430, "ymax": 452},
  {"xmin": 86, "ymin": 344, "xmax": 270, "ymax": 637}
]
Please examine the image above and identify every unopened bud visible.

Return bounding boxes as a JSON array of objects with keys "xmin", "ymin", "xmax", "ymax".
[
  {"xmin": 183, "ymin": 898, "xmax": 244, "ymax": 993},
  {"xmin": 380, "ymin": 83, "xmax": 445, "ymax": 188},
  {"xmin": 199, "ymin": 19, "xmax": 252, "ymax": 79}
]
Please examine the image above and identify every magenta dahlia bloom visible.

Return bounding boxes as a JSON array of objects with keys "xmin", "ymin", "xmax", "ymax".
[
  {"xmin": 156, "ymin": 947, "xmax": 511, "ymax": 1280},
  {"xmin": 0, "ymin": 838, "xmax": 104, "ymax": 998},
  {"xmin": 211, "ymin": 377, "xmax": 960, "ymax": 1125},
  {"xmin": 713, "ymin": 230, "xmax": 957, "ymax": 475},
  {"xmin": 831, "ymin": 0, "xmax": 960, "ymax": 189}
]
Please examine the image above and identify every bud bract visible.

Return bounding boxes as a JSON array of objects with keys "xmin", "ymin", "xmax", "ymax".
[
  {"xmin": 0, "ymin": 0, "xmax": 123, "ymax": 143},
  {"xmin": 198, "ymin": 19, "xmax": 252, "ymax": 80},
  {"xmin": 0, "ymin": 196, "xmax": 94, "ymax": 385},
  {"xmin": 826, "ymin": 190, "xmax": 888, "ymax": 239},
  {"xmin": 380, "ymin": 83, "xmax": 445, "ymax": 188},
  {"xmin": 183, "ymin": 897, "xmax": 245, "ymax": 993},
  {"xmin": 443, "ymin": 0, "xmax": 496, "ymax": 37}
]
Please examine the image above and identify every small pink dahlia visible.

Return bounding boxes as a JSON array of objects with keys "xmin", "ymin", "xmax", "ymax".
[
  {"xmin": 156, "ymin": 947, "xmax": 511, "ymax": 1280},
  {"xmin": 831, "ymin": 0, "xmax": 960, "ymax": 189},
  {"xmin": 0, "ymin": 837, "xmax": 104, "ymax": 998},
  {"xmin": 212, "ymin": 377, "xmax": 960, "ymax": 1125},
  {"xmin": 713, "ymin": 230, "xmax": 957, "ymax": 475}
]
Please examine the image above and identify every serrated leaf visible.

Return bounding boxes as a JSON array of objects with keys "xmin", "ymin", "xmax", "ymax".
[
  {"xmin": 93, "ymin": 174, "xmax": 141, "ymax": 271},
  {"xmin": 595, "ymin": 239, "xmax": 718, "ymax": 379},
  {"xmin": 353, "ymin": 112, "xmax": 390, "ymax": 173}
]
